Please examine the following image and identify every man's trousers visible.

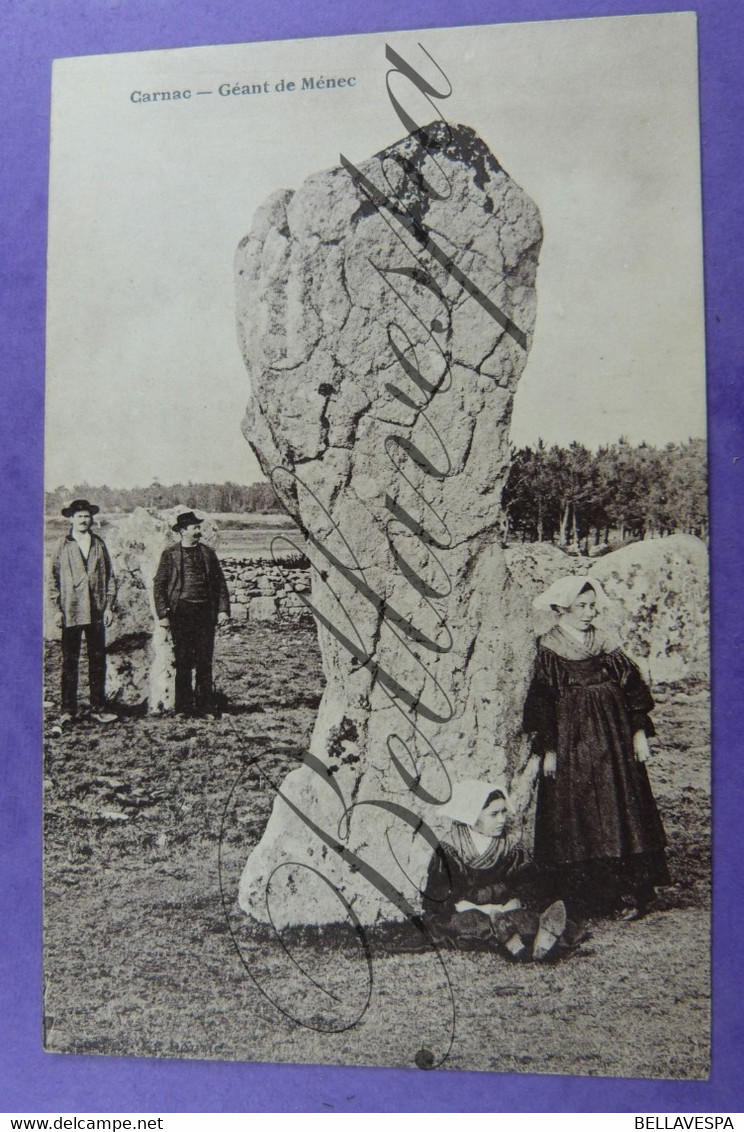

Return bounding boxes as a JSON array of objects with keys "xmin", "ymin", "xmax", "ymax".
[
  {"xmin": 170, "ymin": 602, "xmax": 216, "ymax": 714},
  {"xmin": 61, "ymin": 621, "xmax": 106, "ymax": 715}
]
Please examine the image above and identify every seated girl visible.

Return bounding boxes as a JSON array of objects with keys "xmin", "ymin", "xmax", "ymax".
[{"xmin": 422, "ymin": 779, "xmax": 571, "ymax": 961}]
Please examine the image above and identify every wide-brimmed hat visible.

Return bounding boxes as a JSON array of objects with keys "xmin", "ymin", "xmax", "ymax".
[
  {"xmin": 61, "ymin": 498, "xmax": 100, "ymax": 518},
  {"xmin": 172, "ymin": 510, "xmax": 204, "ymax": 531}
]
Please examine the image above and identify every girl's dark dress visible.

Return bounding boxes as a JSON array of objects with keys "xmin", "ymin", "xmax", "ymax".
[
  {"xmin": 422, "ymin": 832, "xmax": 537, "ymax": 949},
  {"xmin": 524, "ymin": 624, "xmax": 669, "ymax": 912}
]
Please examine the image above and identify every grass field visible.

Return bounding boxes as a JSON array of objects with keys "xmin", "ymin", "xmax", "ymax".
[{"xmin": 42, "ymin": 620, "xmax": 710, "ymax": 1079}]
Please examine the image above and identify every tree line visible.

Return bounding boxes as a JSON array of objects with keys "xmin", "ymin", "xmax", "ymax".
[
  {"xmin": 45, "ymin": 480, "xmax": 283, "ymax": 516},
  {"xmin": 502, "ymin": 438, "xmax": 707, "ymax": 549},
  {"xmin": 47, "ymin": 438, "xmax": 708, "ymax": 551}
]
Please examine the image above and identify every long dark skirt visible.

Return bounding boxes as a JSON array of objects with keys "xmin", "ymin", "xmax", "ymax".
[{"xmin": 527, "ymin": 648, "xmax": 670, "ymax": 914}]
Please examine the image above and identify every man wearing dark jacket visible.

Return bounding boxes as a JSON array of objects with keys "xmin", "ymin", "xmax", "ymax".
[{"xmin": 153, "ymin": 511, "xmax": 230, "ymax": 715}]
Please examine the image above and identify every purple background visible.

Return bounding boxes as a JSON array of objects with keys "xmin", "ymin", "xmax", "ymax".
[{"xmin": 1, "ymin": 0, "xmax": 741, "ymax": 1113}]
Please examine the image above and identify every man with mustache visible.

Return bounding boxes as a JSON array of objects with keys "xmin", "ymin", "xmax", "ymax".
[
  {"xmin": 153, "ymin": 511, "xmax": 230, "ymax": 716},
  {"xmin": 48, "ymin": 498, "xmax": 117, "ymax": 725}
]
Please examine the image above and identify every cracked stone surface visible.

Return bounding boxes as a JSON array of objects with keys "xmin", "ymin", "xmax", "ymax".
[
  {"xmin": 235, "ymin": 122, "xmax": 544, "ymax": 926},
  {"xmin": 100, "ymin": 509, "xmax": 178, "ymax": 711},
  {"xmin": 586, "ymin": 534, "xmax": 709, "ymax": 685}
]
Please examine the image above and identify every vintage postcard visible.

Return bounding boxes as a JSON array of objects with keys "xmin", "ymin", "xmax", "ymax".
[{"xmin": 43, "ymin": 13, "xmax": 709, "ymax": 1077}]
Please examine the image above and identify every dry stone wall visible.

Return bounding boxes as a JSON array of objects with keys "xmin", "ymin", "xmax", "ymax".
[{"xmin": 221, "ymin": 558, "xmax": 312, "ymax": 622}]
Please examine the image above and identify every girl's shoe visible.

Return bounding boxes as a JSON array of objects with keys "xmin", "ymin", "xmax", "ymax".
[
  {"xmin": 618, "ymin": 904, "xmax": 645, "ymax": 922},
  {"xmin": 91, "ymin": 711, "xmax": 117, "ymax": 724},
  {"xmin": 532, "ymin": 900, "xmax": 568, "ymax": 960},
  {"xmin": 504, "ymin": 933, "xmax": 527, "ymax": 960}
]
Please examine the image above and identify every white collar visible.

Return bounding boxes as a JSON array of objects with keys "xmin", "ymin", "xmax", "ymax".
[
  {"xmin": 559, "ymin": 621, "xmax": 593, "ymax": 646},
  {"xmin": 71, "ymin": 530, "xmax": 92, "ymax": 555}
]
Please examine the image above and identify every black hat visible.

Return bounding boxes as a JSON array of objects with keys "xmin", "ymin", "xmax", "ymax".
[
  {"xmin": 61, "ymin": 498, "xmax": 100, "ymax": 518},
  {"xmin": 172, "ymin": 510, "xmax": 204, "ymax": 531}
]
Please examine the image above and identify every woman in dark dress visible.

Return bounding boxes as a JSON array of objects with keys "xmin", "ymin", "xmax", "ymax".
[
  {"xmin": 524, "ymin": 576, "xmax": 670, "ymax": 920},
  {"xmin": 423, "ymin": 780, "xmax": 570, "ymax": 960}
]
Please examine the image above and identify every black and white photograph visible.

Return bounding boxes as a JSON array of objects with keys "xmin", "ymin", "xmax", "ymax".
[{"xmin": 42, "ymin": 13, "xmax": 709, "ymax": 1077}]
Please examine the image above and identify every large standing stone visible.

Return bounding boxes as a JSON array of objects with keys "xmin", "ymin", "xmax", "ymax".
[
  {"xmin": 502, "ymin": 533, "xmax": 710, "ymax": 694},
  {"xmin": 587, "ymin": 534, "xmax": 709, "ymax": 684},
  {"xmin": 235, "ymin": 123, "xmax": 543, "ymax": 926},
  {"xmin": 102, "ymin": 509, "xmax": 176, "ymax": 710}
]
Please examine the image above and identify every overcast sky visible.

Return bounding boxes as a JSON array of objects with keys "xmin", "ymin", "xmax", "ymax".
[{"xmin": 45, "ymin": 12, "xmax": 705, "ymax": 488}]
